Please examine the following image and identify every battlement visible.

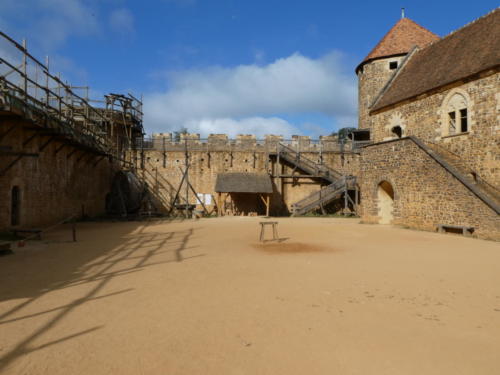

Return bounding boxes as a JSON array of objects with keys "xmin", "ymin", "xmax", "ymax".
[{"xmin": 142, "ymin": 133, "xmax": 357, "ymax": 153}]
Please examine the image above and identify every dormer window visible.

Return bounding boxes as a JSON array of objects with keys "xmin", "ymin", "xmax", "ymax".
[{"xmin": 389, "ymin": 61, "xmax": 398, "ymax": 70}]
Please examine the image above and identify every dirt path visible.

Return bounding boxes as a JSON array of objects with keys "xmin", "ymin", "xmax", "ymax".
[{"xmin": 0, "ymin": 217, "xmax": 499, "ymax": 374}]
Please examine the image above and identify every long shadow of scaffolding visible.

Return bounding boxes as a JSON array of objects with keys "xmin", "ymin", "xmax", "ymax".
[{"xmin": 0, "ymin": 220, "xmax": 201, "ymax": 372}]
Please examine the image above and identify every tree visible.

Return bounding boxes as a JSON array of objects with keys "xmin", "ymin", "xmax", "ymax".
[
  {"xmin": 331, "ymin": 127, "xmax": 356, "ymax": 143},
  {"xmin": 173, "ymin": 127, "xmax": 188, "ymax": 142}
]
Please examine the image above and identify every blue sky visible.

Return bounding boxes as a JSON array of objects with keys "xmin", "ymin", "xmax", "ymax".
[{"xmin": 0, "ymin": 1, "xmax": 497, "ymax": 137}]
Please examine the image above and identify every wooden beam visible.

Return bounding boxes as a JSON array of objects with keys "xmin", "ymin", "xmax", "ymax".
[
  {"xmin": 0, "ymin": 153, "xmax": 39, "ymax": 176},
  {"xmin": 92, "ymin": 155, "xmax": 106, "ymax": 166},
  {"xmin": 22, "ymin": 132, "xmax": 38, "ymax": 147},
  {"xmin": 0, "ymin": 151, "xmax": 38, "ymax": 157},
  {"xmin": 39, "ymin": 136, "xmax": 55, "ymax": 152},
  {"xmin": 0, "ymin": 124, "xmax": 16, "ymax": 142},
  {"xmin": 54, "ymin": 143, "xmax": 66, "ymax": 155},
  {"xmin": 66, "ymin": 148, "xmax": 79, "ymax": 159}
]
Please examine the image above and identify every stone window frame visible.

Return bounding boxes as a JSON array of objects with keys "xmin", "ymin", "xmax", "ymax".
[
  {"xmin": 384, "ymin": 112, "xmax": 406, "ymax": 141},
  {"xmin": 440, "ymin": 88, "xmax": 473, "ymax": 137}
]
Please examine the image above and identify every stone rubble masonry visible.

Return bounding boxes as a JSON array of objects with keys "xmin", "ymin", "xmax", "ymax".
[
  {"xmin": 359, "ymin": 138, "xmax": 500, "ymax": 241},
  {"xmin": 0, "ymin": 118, "xmax": 120, "ymax": 229},
  {"xmin": 357, "ymin": 56, "xmax": 406, "ymax": 130},
  {"xmin": 139, "ymin": 134, "xmax": 360, "ymax": 216},
  {"xmin": 368, "ymin": 71, "xmax": 500, "ymax": 188}
]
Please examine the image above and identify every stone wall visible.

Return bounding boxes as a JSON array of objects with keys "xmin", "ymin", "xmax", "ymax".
[
  {"xmin": 357, "ymin": 56, "xmax": 405, "ymax": 129},
  {"xmin": 359, "ymin": 138, "xmax": 500, "ymax": 241},
  {"xmin": 0, "ymin": 118, "xmax": 118, "ymax": 230},
  {"xmin": 139, "ymin": 134, "xmax": 360, "ymax": 215},
  {"xmin": 368, "ymin": 71, "xmax": 500, "ymax": 187}
]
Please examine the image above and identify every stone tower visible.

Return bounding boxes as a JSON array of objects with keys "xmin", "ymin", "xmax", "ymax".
[{"xmin": 356, "ymin": 17, "xmax": 439, "ymax": 131}]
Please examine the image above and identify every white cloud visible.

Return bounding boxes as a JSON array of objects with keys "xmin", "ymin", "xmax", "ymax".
[
  {"xmin": 144, "ymin": 51, "xmax": 356, "ymax": 137},
  {"xmin": 0, "ymin": 0, "xmax": 99, "ymax": 50},
  {"xmin": 182, "ymin": 117, "xmax": 301, "ymax": 138},
  {"xmin": 109, "ymin": 8, "xmax": 135, "ymax": 35}
]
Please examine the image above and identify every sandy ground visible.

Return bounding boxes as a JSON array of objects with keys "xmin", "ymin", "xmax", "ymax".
[{"xmin": 0, "ymin": 217, "xmax": 499, "ymax": 375}]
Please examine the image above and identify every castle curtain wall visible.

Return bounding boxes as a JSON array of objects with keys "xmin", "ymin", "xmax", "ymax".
[
  {"xmin": 139, "ymin": 136, "xmax": 360, "ymax": 215},
  {"xmin": 0, "ymin": 119, "xmax": 117, "ymax": 229}
]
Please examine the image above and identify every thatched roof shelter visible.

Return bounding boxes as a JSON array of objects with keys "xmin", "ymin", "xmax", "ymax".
[{"xmin": 215, "ymin": 173, "xmax": 273, "ymax": 194}]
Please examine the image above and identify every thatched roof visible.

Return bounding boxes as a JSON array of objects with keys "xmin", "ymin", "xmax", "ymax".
[
  {"xmin": 372, "ymin": 8, "xmax": 500, "ymax": 112},
  {"xmin": 215, "ymin": 173, "xmax": 273, "ymax": 193}
]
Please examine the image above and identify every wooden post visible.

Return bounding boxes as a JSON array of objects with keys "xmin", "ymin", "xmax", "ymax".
[
  {"xmin": 355, "ymin": 186, "xmax": 359, "ymax": 215},
  {"xmin": 266, "ymin": 194, "xmax": 270, "ymax": 217},
  {"xmin": 217, "ymin": 192, "xmax": 221, "ymax": 216}
]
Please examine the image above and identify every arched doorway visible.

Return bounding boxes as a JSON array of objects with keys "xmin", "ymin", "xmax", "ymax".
[
  {"xmin": 377, "ymin": 181, "xmax": 394, "ymax": 224},
  {"xmin": 11, "ymin": 186, "xmax": 21, "ymax": 226}
]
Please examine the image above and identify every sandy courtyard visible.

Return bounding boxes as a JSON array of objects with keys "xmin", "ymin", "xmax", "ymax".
[{"xmin": 0, "ymin": 217, "xmax": 499, "ymax": 374}]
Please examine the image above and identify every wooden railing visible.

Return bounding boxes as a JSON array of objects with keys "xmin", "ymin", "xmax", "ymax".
[
  {"xmin": 277, "ymin": 143, "xmax": 343, "ymax": 182},
  {"xmin": 291, "ymin": 176, "xmax": 356, "ymax": 216}
]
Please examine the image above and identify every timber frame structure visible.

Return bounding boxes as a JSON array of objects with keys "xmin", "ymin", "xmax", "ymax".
[{"xmin": 0, "ymin": 31, "xmax": 144, "ymax": 175}]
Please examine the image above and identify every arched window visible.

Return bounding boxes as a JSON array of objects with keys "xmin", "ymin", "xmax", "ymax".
[{"xmin": 445, "ymin": 93, "xmax": 469, "ymax": 135}]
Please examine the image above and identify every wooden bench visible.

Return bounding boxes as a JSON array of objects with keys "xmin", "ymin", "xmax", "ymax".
[
  {"xmin": 259, "ymin": 221, "xmax": 279, "ymax": 242},
  {"xmin": 437, "ymin": 224, "xmax": 474, "ymax": 237},
  {"xmin": 12, "ymin": 228, "xmax": 42, "ymax": 240}
]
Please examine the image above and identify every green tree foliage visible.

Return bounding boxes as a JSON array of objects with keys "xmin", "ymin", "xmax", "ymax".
[
  {"xmin": 331, "ymin": 127, "xmax": 356, "ymax": 142},
  {"xmin": 173, "ymin": 127, "xmax": 188, "ymax": 142}
]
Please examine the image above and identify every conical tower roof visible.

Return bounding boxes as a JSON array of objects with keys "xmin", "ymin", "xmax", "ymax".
[{"xmin": 356, "ymin": 17, "xmax": 439, "ymax": 73}]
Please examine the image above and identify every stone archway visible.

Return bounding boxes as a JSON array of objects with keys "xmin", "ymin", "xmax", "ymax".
[{"xmin": 377, "ymin": 181, "xmax": 394, "ymax": 224}]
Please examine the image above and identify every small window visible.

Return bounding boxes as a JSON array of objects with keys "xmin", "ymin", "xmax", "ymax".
[
  {"xmin": 460, "ymin": 108, "xmax": 468, "ymax": 132},
  {"xmin": 448, "ymin": 112, "xmax": 456, "ymax": 134},
  {"xmin": 389, "ymin": 61, "xmax": 398, "ymax": 70},
  {"xmin": 391, "ymin": 126, "xmax": 403, "ymax": 138}
]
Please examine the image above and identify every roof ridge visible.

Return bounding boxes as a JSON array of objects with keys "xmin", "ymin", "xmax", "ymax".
[
  {"xmin": 441, "ymin": 7, "xmax": 499, "ymax": 39},
  {"xmin": 356, "ymin": 16, "xmax": 439, "ymax": 73},
  {"xmin": 401, "ymin": 17, "xmax": 439, "ymax": 38}
]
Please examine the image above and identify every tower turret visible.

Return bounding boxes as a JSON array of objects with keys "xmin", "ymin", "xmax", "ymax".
[{"xmin": 356, "ymin": 16, "xmax": 439, "ymax": 131}]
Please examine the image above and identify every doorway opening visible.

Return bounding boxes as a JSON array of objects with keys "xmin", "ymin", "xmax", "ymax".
[
  {"xmin": 11, "ymin": 186, "xmax": 21, "ymax": 226},
  {"xmin": 377, "ymin": 181, "xmax": 394, "ymax": 224}
]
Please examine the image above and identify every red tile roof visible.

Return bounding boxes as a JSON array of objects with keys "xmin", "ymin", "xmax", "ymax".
[
  {"xmin": 372, "ymin": 8, "xmax": 500, "ymax": 112},
  {"xmin": 356, "ymin": 17, "xmax": 439, "ymax": 73}
]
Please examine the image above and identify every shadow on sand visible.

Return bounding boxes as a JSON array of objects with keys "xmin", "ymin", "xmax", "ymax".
[{"xmin": 0, "ymin": 219, "xmax": 202, "ymax": 372}]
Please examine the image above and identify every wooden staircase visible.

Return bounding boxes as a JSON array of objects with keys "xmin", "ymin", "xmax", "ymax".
[
  {"xmin": 270, "ymin": 143, "xmax": 357, "ymax": 216},
  {"xmin": 291, "ymin": 176, "xmax": 357, "ymax": 216},
  {"xmin": 271, "ymin": 143, "xmax": 343, "ymax": 183}
]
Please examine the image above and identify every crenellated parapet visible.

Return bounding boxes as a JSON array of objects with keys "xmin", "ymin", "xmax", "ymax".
[{"xmin": 146, "ymin": 133, "xmax": 354, "ymax": 153}]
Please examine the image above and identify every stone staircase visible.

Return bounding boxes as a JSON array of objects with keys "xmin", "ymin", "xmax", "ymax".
[{"xmin": 424, "ymin": 140, "xmax": 500, "ymax": 209}]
